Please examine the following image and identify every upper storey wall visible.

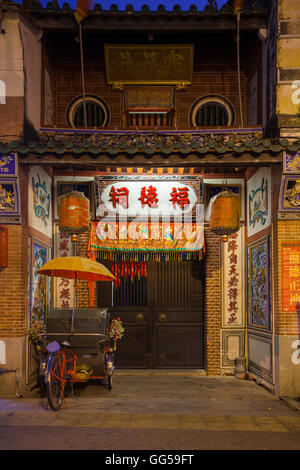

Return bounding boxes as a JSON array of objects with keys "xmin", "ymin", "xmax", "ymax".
[{"xmin": 42, "ymin": 32, "xmax": 261, "ymax": 130}]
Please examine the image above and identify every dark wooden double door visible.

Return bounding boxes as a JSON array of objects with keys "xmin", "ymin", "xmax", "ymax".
[{"xmin": 97, "ymin": 260, "xmax": 205, "ymax": 368}]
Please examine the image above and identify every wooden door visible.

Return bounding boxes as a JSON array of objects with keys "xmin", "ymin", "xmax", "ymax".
[{"xmin": 97, "ymin": 260, "xmax": 204, "ymax": 368}]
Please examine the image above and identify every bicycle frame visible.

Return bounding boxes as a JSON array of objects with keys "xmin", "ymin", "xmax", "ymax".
[
  {"xmin": 38, "ymin": 332, "xmax": 115, "ymax": 410},
  {"xmin": 44, "ymin": 342, "xmax": 77, "ymax": 410}
]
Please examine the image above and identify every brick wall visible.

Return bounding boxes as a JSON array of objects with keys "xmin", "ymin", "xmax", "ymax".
[
  {"xmin": 177, "ymin": 40, "xmax": 249, "ymax": 128},
  {"xmin": 204, "ymin": 228, "xmax": 221, "ymax": 375},
  {"xmin": 49, "ymin": 38, "xmax": 122, "ymax": 129},
  {"xmin": 0, "ymin": 225, "xmax": 28, "ymax": 337}
]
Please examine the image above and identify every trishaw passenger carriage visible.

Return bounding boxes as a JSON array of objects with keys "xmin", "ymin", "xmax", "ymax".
[{"xmin": 40, "ymin": 307, "xmax": 115, "ymax": 411}]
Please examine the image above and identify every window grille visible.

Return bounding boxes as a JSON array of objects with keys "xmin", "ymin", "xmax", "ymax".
[
  {"xmin": 67, "ymin": 95, "xmax": 109, "ymax": 128},
  {"xmin": 190, "ymin": 96, "xmax": 234, "ymax": 127}
]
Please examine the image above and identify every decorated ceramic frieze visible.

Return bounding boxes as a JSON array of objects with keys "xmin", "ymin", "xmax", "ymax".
[
  {"xmin": 0, "ymin": 153, "xmax": 18, "ymax": 177},
  {"xmin": 247, "ymin": 167, "xmax": 271, "ymax": 237},
  {"xmin": 283, "ymin": 151, "xmax": 300, "ymax": 174},
  {"xmin": 28, "ymin": 166, "xmax": 52, "ymax": 238},
  {"xmin": 279, "ymin": 175, "xmax": 300, "ymax": 218},
  {"xmin": 0, "ymin": 178, "xmax": 21, "ymax": 224},
  {"xmin": 247, "ymin": 236, "xmax": 272, "ymax": 332},
  {"xmin": 28, "ymin": 237, "xmax": 51, "ymax": 324}
]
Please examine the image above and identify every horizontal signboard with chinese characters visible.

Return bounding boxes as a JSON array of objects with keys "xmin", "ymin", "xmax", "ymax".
[
  {"xmin": 95, "ymin": 175, "xmax": 203, "ymax": 219},
  {"xmin": 104, "ymin": 44, "xmax": 194, "ymax": 86}
]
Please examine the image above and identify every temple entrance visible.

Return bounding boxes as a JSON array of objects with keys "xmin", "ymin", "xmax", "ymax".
[{"xmin": 97, "ymin": 259, "xmax": 205, "ymax": 368}]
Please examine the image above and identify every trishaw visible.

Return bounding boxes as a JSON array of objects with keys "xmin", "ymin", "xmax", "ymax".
[
  {"xmin": 38, "ymin": 307, "xmax": 116, "ymax": 411},
  {"xmin": 34, "ymin": 256, "xmax": 121, "ymax": 411}
]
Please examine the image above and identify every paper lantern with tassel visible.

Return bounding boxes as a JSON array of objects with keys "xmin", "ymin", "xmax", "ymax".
[
  {"xmin": 58, "ymin": 191, "xmax": 90, "ymax": 237},
  {"xmin": 209, "ymin": 189, "xmax": 240, "ymax": 242}
]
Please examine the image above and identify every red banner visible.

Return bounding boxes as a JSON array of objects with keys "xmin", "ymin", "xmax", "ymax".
[{"xmin": 282, "ymin": 245, "xmax": 300, "ymax": 312}]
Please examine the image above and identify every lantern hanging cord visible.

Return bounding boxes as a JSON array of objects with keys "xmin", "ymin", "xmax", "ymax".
[{"xmin": 237, "ymin": 11, "xmax": 244, "ymax": 128}]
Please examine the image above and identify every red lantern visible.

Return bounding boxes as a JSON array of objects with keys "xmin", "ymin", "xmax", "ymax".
[
  {"xmin": 209, "ymin": 189, "xmax": 240, "ymax": 242},
  {"xmin": 58, "ymin": 191, "xmax": 90, "ymax": 236}
]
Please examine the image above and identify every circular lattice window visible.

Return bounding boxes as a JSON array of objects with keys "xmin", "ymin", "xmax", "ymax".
[
  {"xmin": 67, "ymin": 95, "xmax": 110, "ymax": 128},
  {"xmin": 190, "ymin": 95, "xmax": 235, "ymax": 127}
]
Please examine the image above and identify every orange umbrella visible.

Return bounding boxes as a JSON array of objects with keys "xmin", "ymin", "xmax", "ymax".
[
  {"xmin": 37, "ymin": 256, "xmax": 115, "ymax": 282},
  {"xmin": 37, "ymin": 256, "xmax": 115, "ymax": 333}
]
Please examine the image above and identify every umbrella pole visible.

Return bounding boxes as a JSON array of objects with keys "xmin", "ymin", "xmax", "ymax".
[
  {"xmin": 71, "ymin": 234, "xmax": 78, "ymax": 335},
  {"xmin": 71, "ymin": 272, "xmax": 77, "ymax": 335}
]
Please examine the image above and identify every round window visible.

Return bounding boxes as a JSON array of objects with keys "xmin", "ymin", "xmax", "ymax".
[
  {"xmin": 67, "ymin": 95, "xmax": 110, "ymax": 128},
  {"xmin": 190, "ymin": 95, "xmax": 235, "ymax": 127}
]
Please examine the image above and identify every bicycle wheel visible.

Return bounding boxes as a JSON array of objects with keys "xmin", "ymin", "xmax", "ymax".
[
  {"xmin": 46, "ymin": 352, "xmax": 65, "ymax": 411},
  {"xmin": 104, "ymin": 352, "xmax": 114, "ymax": 390},
  {"xmin": 105, "ymin": 373, "xmax": 112, "ymax": 390}
]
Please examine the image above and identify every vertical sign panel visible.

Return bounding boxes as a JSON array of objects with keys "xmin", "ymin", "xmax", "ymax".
[
  {"xmin": 282, "ymin": 245, "xmax": 300, "ymax": 312},
  {"xmin": 221, "ymin": 227, "xmax": 244, "ymax": 327},
  {"xmin": 53, "ymin": 223, "xmax": 74, "ymax": 308}
]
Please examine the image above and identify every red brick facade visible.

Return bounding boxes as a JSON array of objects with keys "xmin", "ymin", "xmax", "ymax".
[
  {"xmin": 0, "ymin": 225, "xmax": 28, "ymax": 337},
  {"xmin": 204, "ymin": 228, "xmax": 221, "ymax": 375},
  {"xmin": 44, "ymin": 35, "xmax": 253, "ymax": 130}
]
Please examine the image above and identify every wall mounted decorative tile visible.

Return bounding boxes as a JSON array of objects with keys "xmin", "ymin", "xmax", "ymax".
[
  {"xmin": 0, "ymin": 177, "xmax": 21, "ymax": 224},
  {"xmin": 0, "ymin": 153, "xmax": 18, "ymax": 177},
  {"xmin": 28, "ymin": 166, "xmax": 52, "ymax": 238},
  {"xmin": 28, "ymin": 237, "xmax": 51, "ymax": 324},
  {"xmin": 247, "ymin": 236, "xmax": 271, "ymax": 331},
  {"xmin": 283, "ymin": 151, "xmax": 300, "ymax": 174},
  {"xmin": 279, "ymin": 175, "xmax": 300, "ymax": 211},
  {"xmin": 247, "ymin": 167, "xmax": 271, "ymax": 237}
]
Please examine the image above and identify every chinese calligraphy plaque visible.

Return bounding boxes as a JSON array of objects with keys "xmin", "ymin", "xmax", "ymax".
[
  {"xmin": 95, "ymin": 175, "xmax": 203, "ymax": 220},
  {"xmin": 222, "ymin": 227, "xmax": 244, "ymax": 327},
  {"xmin": 104, "ymin": 44, "xmax": 194, "ymax": 86}
]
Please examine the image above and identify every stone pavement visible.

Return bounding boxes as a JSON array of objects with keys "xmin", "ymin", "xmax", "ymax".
[{"xmin": 0, "ymin": 371, "xmax": 300, "ymax": 450}]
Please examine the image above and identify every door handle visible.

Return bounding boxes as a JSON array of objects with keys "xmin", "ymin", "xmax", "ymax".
[
  {"xmin": 136, "ymin": 313, "xmax": 144, "ymax": 323},
  {"xmin": 158, "ymin": 313, "xmax": 167, "ymax": 323}
]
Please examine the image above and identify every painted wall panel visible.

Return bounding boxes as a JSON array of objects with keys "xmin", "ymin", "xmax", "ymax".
[
  {"xmin": 247, "ymin": 167, "xmax": 271, "ymax": 238},
  {"xmin": 28, "ymin": 166, "xmax": 52, "ymax": 239}
]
